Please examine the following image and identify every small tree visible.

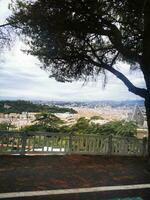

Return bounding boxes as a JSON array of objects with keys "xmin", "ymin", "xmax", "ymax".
[
  {"xmin": 71, "ymin": 117, "xmax": 91, "ymax": 134},
  {"xmin": 34, "ymin": 112, "xmax": 64, "ymax": 131}
]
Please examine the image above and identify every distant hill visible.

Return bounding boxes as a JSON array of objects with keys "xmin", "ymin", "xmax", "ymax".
[{"xmin": 0, "ymin": 100, "xmax": 77, "ymax": 114}]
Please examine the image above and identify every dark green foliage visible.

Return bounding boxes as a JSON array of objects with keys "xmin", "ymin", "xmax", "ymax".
[
  {"xmin": 21, "ymin": 123, "xmax": 71, "ymax": 133},
  {"xmin": 20, "ymin": 115, "xmax": 137, "ymax": 137},
  {"xmin": 21, "ymin": 124, "xmax": 59, "ymax": 132},
  {"xmin": 0, "ymin": 100, "xmax": 47, "ymax": 113},
  {"xmin": 71, "ymin": 117, "xmax": 91, "ymax": 135},
  {"xmin": 34, "ymin": 112, "xmax": 64, "ymax": 127},
  {"xmin": 93, "ymin": 121, "xmax": 137, "ymax": 137},
  {"xmin": 0, "ymin": 100, "xmax": 77, "ymax": 114},
  {"xmin": 90, "ymin": 116, "xmax": 104, "ymax": 120},
  {"xmin": 46, "ymin": 106, "xmax": 77, "ymax": 114},
  {"xmin": 71, "ymin": 118, "xmax": 137, "ymax": 137},
  {"xmin": 21, "ymin": 112, "xmax": 64, "ymax": 132},
  {"xmin": 0, "ymin": 122, "xmax": 16, "ymax": 131}
]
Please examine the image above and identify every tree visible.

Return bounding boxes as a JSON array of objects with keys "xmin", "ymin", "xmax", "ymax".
[
  {"xmin": 0, "ymin": 122, "xmax": 16, "ymax": 131},
  {"xmin": 1, "ymin": 1, "xmax": 150, "ymax": 153},
  {"xmin": 70, "ymin": 118, "xmax": 137, "ymax": 136},
  {"xmin": 71, "ymin": 117, "xmax": 91, "ymax": 134},
  {"xmin": 20, "ymin": 112, "xmax": 64, "ymax": 132},
  {"xmin": 95, "ymin": 121, "xmax": 137, "ymax": 137},
  {"xmin": 34, "ymin": 112, "xmax": 64, "ymax": 130}
]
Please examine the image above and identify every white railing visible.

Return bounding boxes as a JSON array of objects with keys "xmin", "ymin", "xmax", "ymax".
[{"xmin": 0, "ymin": 131, "xmax": 148, "ymax": 156}]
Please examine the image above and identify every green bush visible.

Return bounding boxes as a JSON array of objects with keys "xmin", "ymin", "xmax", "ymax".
[
  {"xmin": 90, "ymin": 116, "xmax": 104, "ymax": 120},
  {"xmin": 70, "ymin": 118, "xmax": 137, "ymax": 137}
]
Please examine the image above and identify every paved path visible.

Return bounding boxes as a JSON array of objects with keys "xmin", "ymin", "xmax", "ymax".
[{"xmin": 0, "ymin": 155, "xmax": 150, "ymax": 199}]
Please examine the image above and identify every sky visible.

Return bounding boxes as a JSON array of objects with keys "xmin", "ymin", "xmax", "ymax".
[{"xmin": 0, "ymin": 0, "xmax": 146, "ymax": 101}]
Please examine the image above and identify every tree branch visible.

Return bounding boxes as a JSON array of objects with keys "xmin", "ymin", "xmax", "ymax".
[
  {"xmin": 86, "ymin": 55, "xmax": 148, "ymax": 98},
  {"xmin": 110, "ymin": 52, "xmax": 119, "ymax": 67},
  {"xmin": 0, "ymin": 23, "xmax": 13, "ymax": 28},
  {"xmin": 104, "ymin": 64, "xmax": 148, "ymax": 98},
  {"xmin": 101, "ymin": 19, "xmax": 142, "ymax": 64}
]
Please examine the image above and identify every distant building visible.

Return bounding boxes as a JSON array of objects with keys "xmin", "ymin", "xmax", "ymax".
[
  {"xmin": 56, "ymin": 113, "xmax": 77, "ymax": 125},
  {"xmin": 0, "ymin": 112, "xmax": 38, "ymax": 129},
  {"xmin": 128, "ymin": 105, "xmax": 147, "ymax": 128},
  {"xmin": 4, "ymin": 104, "xmax": 11, "ymax": 109},
  {"xmin": 90, "ymin": 119, "xmax": 110, "ymax": 125}
]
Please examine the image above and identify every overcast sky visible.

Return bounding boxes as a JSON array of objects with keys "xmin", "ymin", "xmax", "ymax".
[{"xmin": 0, "ymin": 0, "xmax": 146, "ymax": 101}]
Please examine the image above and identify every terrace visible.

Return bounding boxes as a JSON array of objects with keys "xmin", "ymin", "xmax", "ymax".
[{"xmin": 0, "ymin": 155, "xmax": 150, "ymax": 200}]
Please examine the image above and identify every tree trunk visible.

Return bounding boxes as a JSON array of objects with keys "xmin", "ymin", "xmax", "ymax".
[
  {"xmin": 145, "ymin": 98, "xmax": 150, "ymax": 156},
  {"xmin": 143, "ymin": 0, "xmax": 150, "ymax": 156},
  {"xmin": 143, "ymin": 0, "xmax": 150, "ymax": 87}
]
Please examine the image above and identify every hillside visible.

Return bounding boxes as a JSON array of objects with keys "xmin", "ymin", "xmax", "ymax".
[{"xmin": 0, "ymin": 100, "xmax": 77, "ymax": 114}]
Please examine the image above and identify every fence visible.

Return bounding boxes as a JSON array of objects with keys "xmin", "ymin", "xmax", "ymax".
[{"xmin": 0, "ymin": 131, "xmax": 148, "ymax": 156}]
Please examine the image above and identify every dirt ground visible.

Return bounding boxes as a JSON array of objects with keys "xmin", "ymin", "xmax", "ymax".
[{"xmin": 0, "ymin": 155, "xmax": 150, "ymax": 200}]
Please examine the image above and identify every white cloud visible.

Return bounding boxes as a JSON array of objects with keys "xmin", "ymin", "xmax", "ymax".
[
  {"xmin": 0, "ymin": 40, "xmax": 146, "ymax": 101},
  {"xmin": 0, "ymin": 0, "xmax": 11, "ymax": 24}
]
